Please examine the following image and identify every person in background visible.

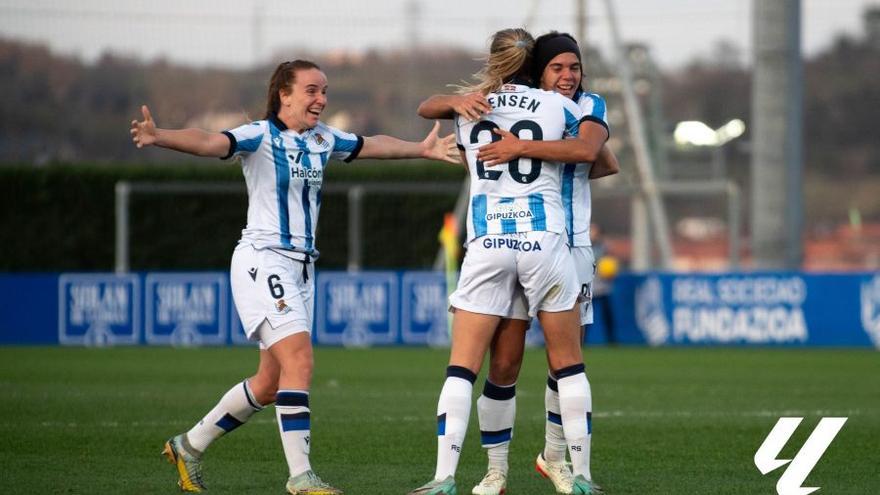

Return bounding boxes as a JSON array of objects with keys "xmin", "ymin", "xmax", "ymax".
[{"xmin": 589, "ymin": 223, "xmax": 619, "ymax": 345}]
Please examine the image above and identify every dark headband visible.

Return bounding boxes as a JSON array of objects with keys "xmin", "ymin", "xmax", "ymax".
[{"xmin": 531, "ymin": 34, "xmax": 583, "ymax": 91}]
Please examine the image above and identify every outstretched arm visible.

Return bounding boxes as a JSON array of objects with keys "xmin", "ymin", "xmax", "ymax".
[
  {"xmin": 130, "ymin": 105, "xmax": 230, "ymax": 158},
  {"xmin": 477, "ymin": 119, "xmax": 608, "ymax": 166},
  {"xmin": 589, "ymin": 145, "xmax": 620, "ymax": 179},
  {"xmin": 417, "ymin": 93, "xmax": 492, "ymax": 121},
  {"xmin": 358, "ymin": 121, "xmax": 461, "ymax": 164}
]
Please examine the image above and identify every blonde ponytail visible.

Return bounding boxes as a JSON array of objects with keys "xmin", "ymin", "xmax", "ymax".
[{"xmin": 456, "ymin": 28, "xmax": 534, "ymax": 95}]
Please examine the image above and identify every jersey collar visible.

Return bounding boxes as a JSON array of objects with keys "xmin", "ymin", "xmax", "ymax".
[{"xmin": 269, "ymin": 112, "xmax": 288, "ymax": 131}]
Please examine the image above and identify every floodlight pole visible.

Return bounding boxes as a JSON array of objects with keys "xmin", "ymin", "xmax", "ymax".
[{"xmin": 602, "ymin": 0, "xmax": 674, "ymax": 269}]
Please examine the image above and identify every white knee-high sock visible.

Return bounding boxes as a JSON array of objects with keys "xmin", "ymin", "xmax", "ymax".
[
  {"xmin": 275, "ymin": 390, "xmax": 312, "ymax": 478},
  {"xmin": 556, "ymin": 364, "xmax": 593, "ymax": 480},
  {"xmin": 435, "ymin": 365, "xmax": 476, "ymax": 480},
  {"xmin": 476, "ymin": 380, "xmax": 516, "ymax": 473},
  {"xmin": 186, "ymin": 380, "xmax": 264, "ymax": 454},
  {"xmin": 543, "ymin": 372, "xmax": 567, "ymax": 463}
]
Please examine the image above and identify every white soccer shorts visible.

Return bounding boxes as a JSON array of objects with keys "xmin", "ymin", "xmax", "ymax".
[
  {"xmin": 230, "ymin": 244, "xmax": 314, "ymax": 349},
  {"xmin": 506, "ymin": 244, "xmax": 593, "ymax": 323},
  {"xmin": 571, "ymin": 245, "xmax": 595, "ymax": 325},
  {"xmin": 450, "ymin": 231, "xmax": 580, "ymax": 319}
]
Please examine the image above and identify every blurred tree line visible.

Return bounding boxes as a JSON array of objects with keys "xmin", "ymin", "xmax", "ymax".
[{"xmin": 1, "ymin": 28, "xmax": 877, "ymax": 230}]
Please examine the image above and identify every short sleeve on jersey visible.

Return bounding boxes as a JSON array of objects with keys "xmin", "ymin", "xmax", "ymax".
[
  {"xmin": 327, "ymin": 126, "xmax": 364, "ymax": 162},
  {"xmin": 561, "ymin": 98, "xmax": 585, "ymax": 138},
  {"xmin": 579, "ymin": 93, "xmax": 610, "ymax": 138},
  {"xmin": 221, "ymin": 121, "xmax": 265, "ymax": 160}
]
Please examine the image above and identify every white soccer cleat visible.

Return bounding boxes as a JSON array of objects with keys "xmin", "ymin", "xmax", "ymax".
[
  {"xmin": 285, "ymin": 470, "xmax": 343, "ymax": 495},
  {"xmin": 535, "ymin": 452, "xmax": 574, "ymax": 494},
  {"xmin": 471, "ymin": 467, "xmax": 507, "ymax": 495}
]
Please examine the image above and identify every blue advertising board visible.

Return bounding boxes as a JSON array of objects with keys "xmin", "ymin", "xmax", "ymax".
[
  {"xmin": 144, "ymin": 273, "xmax": 229, "ymax": 346},
  {"xmin": 611, "ymin": 272, "xmax": 880, "ymax": 347},
  {"xmin": 315, "ymin": 271, "xmax": 398, "ymax": 346},
  {"xmin": 1, "ymin": 271, "xmax": 878, "ymax": 348},
  {"xmin": 400, "ymin": 271, "xmax": 451, "ymax": 346},
  {"xmin": 58, "ymin": 273, "xmax": 141, "ymax": 346}
]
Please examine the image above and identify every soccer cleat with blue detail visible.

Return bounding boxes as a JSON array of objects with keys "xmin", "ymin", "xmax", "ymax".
[
  {"xmin": 162, "ymin": 434, "xmax": 206, "ymax": 492},
  {"xmin": 571, "ymin": 475, "xmax": 603, "ymax": 495},
  {"xmin": 285, "ymin": 470, "xmax": 343, "ymax": 495},
  {"xmin": 471, "ymin": 467, "xmax": 506, "ymax": 495},
  {"xmin": 407, "ymin": 475, "xmax": 458, "ymax": 495}
]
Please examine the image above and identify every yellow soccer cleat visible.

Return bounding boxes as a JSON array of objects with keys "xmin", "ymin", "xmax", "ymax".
[{"xmin": 162, "ymin": 434, "xmax": 206, "ymax": 492}]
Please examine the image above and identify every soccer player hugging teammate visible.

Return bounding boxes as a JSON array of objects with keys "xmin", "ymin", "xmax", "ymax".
[
  {"xmin": 130, "ymin": 60, "xmax": 460, "ymax": 494},
  {"xmin": 410, "ymin": 28, "xmax": 616, "ymax": 495}
]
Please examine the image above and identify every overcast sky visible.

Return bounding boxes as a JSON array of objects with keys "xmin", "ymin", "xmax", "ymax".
[{"xmin": 0, "ymin": 0, "xmax": 875, "ymax": 70}]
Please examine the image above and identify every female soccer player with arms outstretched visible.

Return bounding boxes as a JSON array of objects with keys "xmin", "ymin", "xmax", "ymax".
[{"xmin": 131, "ymin": 59, "xmax": 459, "ymax": 495}]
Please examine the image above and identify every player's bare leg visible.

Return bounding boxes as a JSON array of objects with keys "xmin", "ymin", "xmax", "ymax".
[{"xmin": 409, "ymin": 309, "xmax": 501, "ymax": 495}]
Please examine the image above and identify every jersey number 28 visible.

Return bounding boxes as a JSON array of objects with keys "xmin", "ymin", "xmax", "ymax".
[{"xmin": 470, "ymin": 120, "xmax": 543, "ymax": 184}]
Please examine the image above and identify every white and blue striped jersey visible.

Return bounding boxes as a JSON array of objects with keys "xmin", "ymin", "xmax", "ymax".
[
  {"xmin": 456, "ymin": 83, "xmax": 585, "ymax": 243},
  {"xmin": 223, "ymin": 114, "xmax": 363, "ymax": 259},
  {"xmin": 561, "ymin": 90, "xmax": 610, "ymax": 247}
]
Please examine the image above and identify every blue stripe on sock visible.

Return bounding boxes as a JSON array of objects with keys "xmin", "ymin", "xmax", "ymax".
[
  {"xmin": 446, "ymin": 365, "xmax": 477, "ymax": 383},
  {"xmin": 482, "ymin": 380, "xmax": 516, "ymax": 400},
  {"xmin": 554, "ymin": 363, "xmax": 585, "ymax": 379},
  {"xmin": 242, "ymin": 382, "xmax": 262, "ymax": 411},
  {"xmin": 215, "ymin": 413, "xmax": 243, "ymax": 432},
  {"xmin": 280, "ymin": 412, "xmax": 310, "ymax": 432},
  {"xmin": 480, "ymin": 428, "xmax": 512, "ymax": 445},
  {"xmin": 547, "ymin": 375, "xmax": 558, "ymax": 392},
  {"xmin": 276, "ymin": 391, "xmax": 309, "ymax": 407},
  {"xmin": 587, "ymin": 411, "xmax": 593, "ymax": 434},
  {"xmin": 437, "ymin": 413, "xmax": 446, "ymax": 435},
  {"xmin": 548, "ymin": 411, "xmax": 562, "ymax": 425}
]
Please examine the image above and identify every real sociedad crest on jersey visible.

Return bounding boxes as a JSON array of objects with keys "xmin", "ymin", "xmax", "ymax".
[
  {"xmin": 635, "ymin": 276, "xmax": 669, "ymax": 346},
  {"xmin": 860, "ymin": 274, "xmax": 880, "ymax": 348}
]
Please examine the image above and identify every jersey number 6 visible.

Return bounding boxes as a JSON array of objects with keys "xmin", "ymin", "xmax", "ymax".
[
  {"xmin": 267, "ymin": 274, "xmax": 285, "ymax": 299},
  {"xmin": 470, "ymin": 119, "xmax": 544, "ymax": 184}
]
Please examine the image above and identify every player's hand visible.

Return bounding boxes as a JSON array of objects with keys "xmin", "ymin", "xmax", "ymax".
[
  {"xmin": 421, "ymin": 121, "xmax": 462, "ymax": 165},
  {"xmin": 453, "ymin": 93, "xmax": 492, "ymax": 121},
  {"xmin": 478, "ymin": 128, "xmax": 524, "ymax": 166},
  {"xmin": 130, "ymin": 105, "xmax": 158, "ymax": 148}
]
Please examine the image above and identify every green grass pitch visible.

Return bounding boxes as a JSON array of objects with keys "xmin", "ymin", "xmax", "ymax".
[{"xmin": 0, "ymin": 346, "xmax": 877, "ymax": 494}]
